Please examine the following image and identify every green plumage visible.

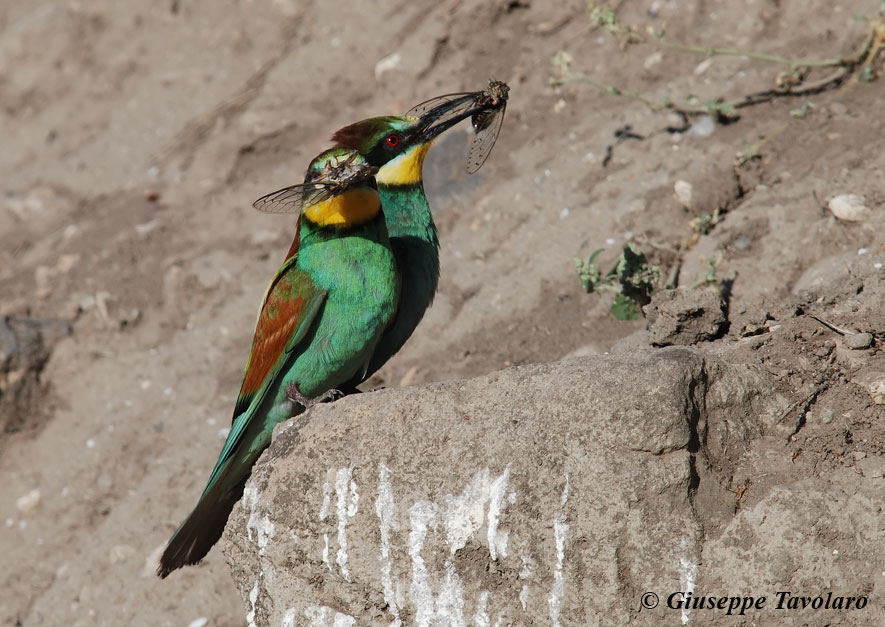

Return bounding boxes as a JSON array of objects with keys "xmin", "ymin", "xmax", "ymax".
[
  {"xmin": 158, "ymin": 150, "xmax": 397, "ymax": 577},
  {"xmin": 362, "ymin": 182, "xmax": 438, "ymax": 380}
]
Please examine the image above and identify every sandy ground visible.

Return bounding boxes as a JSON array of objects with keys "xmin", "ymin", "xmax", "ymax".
[{"xmin": 1, "ymin": 0, "xmax": 883, "ymax": 625}]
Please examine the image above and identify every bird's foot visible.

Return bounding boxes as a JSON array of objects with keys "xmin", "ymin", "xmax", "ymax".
[{"xmin": 285, "ymin": 383, "xmax": 344, "ymax": 408}]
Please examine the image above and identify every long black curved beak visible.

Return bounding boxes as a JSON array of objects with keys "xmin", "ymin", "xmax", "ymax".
[{"xmin": 416, "ymin": 95, "xmax": 485, "ymax": 143}]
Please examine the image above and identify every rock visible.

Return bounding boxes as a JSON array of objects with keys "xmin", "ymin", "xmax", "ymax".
[
  {"xmin": 674, "ymin": 180, "xmax": 693, "ymax": 207},
  {"xmin": 374, "ymin": 52, "xmax": 401, "ymax": 81},
  {"xmin": 828, "ymin": 194, "xmax": 871, "ymax": 222},
  {"xmin": 0, "ymin": 315, "xmax": 72, "ymax": 435},
  {"xmin": 222, "ymin": 348, "xmax": 781, "ymax": 626},
  {"xmin": 844, "ymin": 332, "xmax": 873, "ymax": 350},
  {"xmin": 700, "ymin": 480, "xmax": 881, "ymax": 623},
  {"xmin": 16, "ymin": 489, "xmax": 41, "ymax": 514},
  {"xmin": 644, "ymin": 288, "xmax": 727, "ymax": 346}
]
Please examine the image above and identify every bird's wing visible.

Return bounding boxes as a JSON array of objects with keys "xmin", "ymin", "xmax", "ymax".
[{"xmin": 202, "ymin": 252, "xmax": 326, "ymax": 496}]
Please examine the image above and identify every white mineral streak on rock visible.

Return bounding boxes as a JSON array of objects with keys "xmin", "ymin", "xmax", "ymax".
[
  {"xmin": 678, "ymin": 538, "xmax": 698, "ymax": 625},
  {"xmin": 243, "ymin": 482, "xmax": 274, "ymax": 555},
  {"xmin": 519, "ymin": 554, "xmax": 534, "ymax": 611},
  {"xmin": 375, "ymin": 463, "xmax": 401, "ymax": 625},
  {"xmin": 281, "ymin": 607, "xmax": 297, "ymax": 627},
  {"xmin": 444, "ymin": 469, "xmax": 489, "ymax": 553},
  {"xmin": 549, "ymin": 474, "xmax": 570, "ymax": 627},
  {"xmin": 487, "ymin": 464, "xmax": 511, "ymax": 561},
  {"xmin": 400, "ymin": 467, "xmax": 514, "ymax": 624},
  {"xmin": 335, "ymin": 466, "xmax": 359, "ymax": 582},
  {"xmin": 438, "ymin": 558, "xmax": 467, "ymax": 625},
  {"xmin": 319, "ymin": 474, "xmax": 333, "ymax": 520},
  {"xmin": 304, "ymin": 605, "xmax": 356, "ymax": 626},
  {"xmin": 443, "ymin": 465, "xmax": 512, "ymax": 560},
  {"xmin": 320, "ymin": 472, "xmax": 333, "ymax": 571},
  {"xmin": 322, "ymin": 535, "xmax": 331, "ymax": 572},
  {"xmin": 409, "ymin": 501, "xmax": 440, "ymax": 626},
  {"xmin": 473, "ymin": 590, "xmax": 491, "ymax": 627},
  {"xmin": 246, "ymin": 580, "xmax": 259, "ymax": 627}
]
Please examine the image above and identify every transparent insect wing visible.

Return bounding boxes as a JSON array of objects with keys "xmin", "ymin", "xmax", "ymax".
[
  {"xmin": 466, "ymin": 102, "xmax": 506, "ymax": 174},
  {"xmin": 406, "ymin": 92, "xmax": 476, "ymax": 119},
  {"xmin": 252, "ymin": 182, "xmax": 337, "ymax": 214}
]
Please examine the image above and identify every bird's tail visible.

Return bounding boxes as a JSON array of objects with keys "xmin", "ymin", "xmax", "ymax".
[{"xmin": 156, "ymin": 459, "xmax": 248, "ymax": 578}]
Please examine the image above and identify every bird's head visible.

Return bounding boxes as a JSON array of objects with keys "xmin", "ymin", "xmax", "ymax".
[
  {"xmin": 300, "ymin": 148, "xmax": 381, "ymax": 228},
  {"xmin": 330, "ymin": 98, "xmax": 480, "ymax": 186}
]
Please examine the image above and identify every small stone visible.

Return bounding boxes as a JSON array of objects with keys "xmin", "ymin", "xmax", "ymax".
[
  {"xmin": 694, "ymin": 58, "xmax": 714, "ymax": 75},
  {"xmin": 828, "ymin": 194, "xmax": 871, "ymax": 222},
  {"xmin": 644, "ymin": 51, "xmax": 663, "ymax": 69},
  {"xmin": 845, "ymin": 332, "xmax": 873, "ymax": 350},
  {"xmin": 16, "ymin": 489, "xmax": 41, "ymax": 514},
  {"xmin": 644, "ymin": 288, "xmax": 727, "ymax": 346},
  {"xmin": 852, "ymin": 451, "xmax": 867, "ymax": 461},
  {"xmin": 374, "ymin": 52, "xmax": 401, "ymax": 81},
  {"xmin": 188, "ymin": 619, "xmax": 209, "ymax": 627},
  {"xmin": 869, "ymin": 380, "xmax": 885, "ymax": 405},
  {"xmin": 674, "ymin": 180, "xmax": 693, "ymax": 207},
  {"xmin": 819, "ymin": 408, "xmax": 835, "ymax": 424},
  {"xmin": 135, "ymin": 220, "xmax": 158, "ymax": 236},
  {"xmin": 689, "ymin": 115, "xmax": 715, "ymax": 137}
]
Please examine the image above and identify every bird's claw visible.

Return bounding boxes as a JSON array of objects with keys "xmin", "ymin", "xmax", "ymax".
[{"xmin": 285, "ymin": 382, "xmax": 344, "ymax": 408}]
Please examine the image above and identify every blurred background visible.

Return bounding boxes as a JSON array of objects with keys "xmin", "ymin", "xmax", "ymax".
[{"xmin": 1, "ymin": 0, "xmax": 883, "ymax": 624}]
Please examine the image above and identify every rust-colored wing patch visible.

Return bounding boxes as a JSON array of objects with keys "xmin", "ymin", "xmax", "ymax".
[{"xmin": 232, "ymin": 261, "xmax": 324, "ymax": 419}]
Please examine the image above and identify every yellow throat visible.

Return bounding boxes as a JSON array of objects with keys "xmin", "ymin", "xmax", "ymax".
[
  {"xmin": 303, "ymin": 187, "xmax": 381, "ymax": 228},
  {"xmin": 376, "ymin": 142, "xmax": 431, "ymax": 186}
]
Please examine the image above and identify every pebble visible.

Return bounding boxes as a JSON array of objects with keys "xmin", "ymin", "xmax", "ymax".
[
  {"xmin": 845, "ymin": 332, "xmax": 873, "ymax": 350},
  {"xmin": 16, "ymin": 489, "xmax": 41, "ymax": 514},
  {"xmin": 694, "ymin": 58, "xmax": 714, "ymax": 75},
  {"xmin": 374, "ymin": 52, "xmax": 401, "ymax": 81},
  {"xmin": 188, "ymin": 619, "xmax": 209, "ymax": 627},
  {"xmin": 674, "ymin": 180, "xmax": 693, "ymax": 207},
  {"xmin": 819, "ymin": 408, "xmax": 835, "ymax": 424},
  {"xmin": 689, "ymin": 115, "xmax": 715, "ymax": 137},
  {"xmin": 828, "ymin": 194, "xmax": 870, "ymax": 222},
  {"xmin": 868, "ymin": 378, "xmax": 885, "ymax": 404},
  {"xmin": 644, "ymin": 51, "xmax": 663, "ymax": 69}
]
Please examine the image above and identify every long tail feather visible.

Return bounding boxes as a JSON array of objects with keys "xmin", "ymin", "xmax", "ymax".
[{"xmin": 157, "ymin": 464, "xmax": 248, "ymax": 578}]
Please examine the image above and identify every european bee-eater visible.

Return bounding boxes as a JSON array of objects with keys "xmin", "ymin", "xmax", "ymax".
[
  {"xmin": 158, "ymin": 148, "xmax": 397, "ymax": 577},
  {"xmin": 332, "ymin": 86, "xmax": 509, "ymax": 387}
]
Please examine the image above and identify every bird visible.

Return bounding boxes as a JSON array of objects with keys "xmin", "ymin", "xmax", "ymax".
[
  {"xmin": 331, "ymin": 84, "xmax": 509, "ymax": 389},
  {"xmin": 157, "ymin": 148, "xmax": 398, "ymax": 577}
]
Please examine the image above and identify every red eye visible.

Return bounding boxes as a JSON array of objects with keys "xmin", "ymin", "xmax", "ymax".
[
  {"xmin": 310, "ymin": 171, "xmax": 320, "ymax": 180},
  {"xmin": 385, "ymin": 134, "xmax": 400, "ymax": 147}
]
